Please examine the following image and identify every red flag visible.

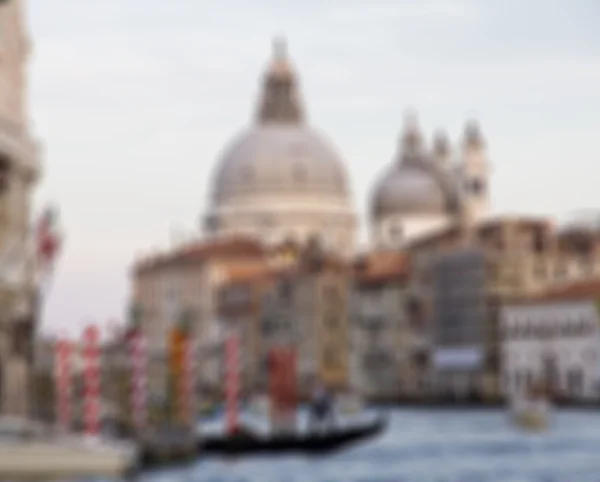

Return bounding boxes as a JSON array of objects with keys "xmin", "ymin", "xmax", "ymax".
[{"xmin": 36, "ymin": 206, "xmax": 62, "ymax": 268}]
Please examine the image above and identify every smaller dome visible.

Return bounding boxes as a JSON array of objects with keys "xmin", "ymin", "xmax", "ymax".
[
  {"xmin": 370, "ymin": 115, "xmax": 460, "ymax": 219},
  {"xmin": 371, "ymin": 165, "xmax": 448, "ymax": 217}
]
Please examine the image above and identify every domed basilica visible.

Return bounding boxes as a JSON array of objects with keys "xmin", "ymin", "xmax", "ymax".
[{"xmin": 203, "ymin": 39, "xmax": 491, "ymax": 256}]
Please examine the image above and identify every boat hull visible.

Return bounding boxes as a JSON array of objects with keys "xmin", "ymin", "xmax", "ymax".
[
  {"xmin": 512, "ymin": 410, "xmax": 549, "ymax": 431},
  {"xmin": 200, "ymin": 415, "xmax": 387, "ymax": 456},
  {"xmin": 510, "ymin": 398, "xmax": 551, "ymax": 432}
]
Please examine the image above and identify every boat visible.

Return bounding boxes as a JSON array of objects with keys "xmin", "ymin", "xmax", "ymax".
[
  {"xmin": 200, "ymin": 414, "xmax": 388, "ymax": 456},
  {"xmin": 510, "ymin": 386, "xmax": 551, "ymax": 432},
  {"xmin": 0, "ymin": 416, "xmax": 139, "ymax": 480}
]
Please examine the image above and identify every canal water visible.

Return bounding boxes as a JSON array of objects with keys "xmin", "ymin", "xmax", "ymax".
[{"xmin": 126, "ymin": 409, "xmax": 600, "ymax": 482}]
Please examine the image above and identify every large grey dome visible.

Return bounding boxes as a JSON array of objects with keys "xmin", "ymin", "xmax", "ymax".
[
  {"xmin": 210, "ymin": 125, "xmax": 349, "ymax": 205},
  {"xmin": 208, "ymin": 39, "xmax": 351, "ymax": 208},
  {"xmin": 370, "ymin": 116, "xmax": 460, "ymax": 219}
]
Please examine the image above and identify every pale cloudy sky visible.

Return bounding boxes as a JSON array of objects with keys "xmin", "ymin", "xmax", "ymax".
[{"xmin": 27, "ymin": 0, "xmax": 600, "ymax": 337}]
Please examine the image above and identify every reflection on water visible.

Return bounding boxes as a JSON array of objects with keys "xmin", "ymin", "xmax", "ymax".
[{"xmin": 86, "ymin": 409, "xmax": 600, "ymax": 482}]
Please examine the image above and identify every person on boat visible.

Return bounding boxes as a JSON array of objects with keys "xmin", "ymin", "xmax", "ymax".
[{"xmin": 308, "ymin": 382, "xmax": 336, "ymax": 431}]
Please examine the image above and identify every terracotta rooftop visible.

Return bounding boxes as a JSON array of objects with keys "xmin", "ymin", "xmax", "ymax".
[
  {"xmin": 405, "ymin": 215, "xmax": 554, "ymax": 251},
  {"xmin": 222, "ymin": 263, "xmax": 285, "ymax": 285},
  {"xmin": 354, "ymin": 251, "xmax": 410, "ymax": 286},
  {"xmin": 535, "ymin": 278, "xmax": 600, "ymax": 302},
  {"xmin": 133, "ymin": 236, "xmax": 266, "ymax": 275},
  {"xmin": 507, "ymin": 278, "xmax": 600, "ymax": 306}
]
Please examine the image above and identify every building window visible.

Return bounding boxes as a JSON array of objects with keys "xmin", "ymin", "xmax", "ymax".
[
  {"xmin": 389, "ymin": 224, "xmax": 403, "ymax": 243},
  {"xmin": 324, "ymin": 315, "xmax": 338, "ymax": 330},
  {"xmin": 554, "ymin": 264, "xmax": 567, "ymax": 278},
  {"xmin": 0, "ymin": 155, "xmax": 10, "ymax": 194},
  {"xmin": 293, "ymin": 163, "xmax": 307, "ymax": 184},
  {"xmin": 324, "ymin": 347, "xmax": 341, "ymax": 370},
  {"xmin": 467, "ymin": 178, "xmax": 485, "ymax": 196},
  {"xmin": 567, "ymin": 368, "xmax": 584, "ymax": 397},
  {"xmin": 577, "ymin": 319, "xmax": 588, "ymax": 336},
  {"xmin": 323, "ymin": 285, "xmax": 341, "ymax": 305},
  {"xmin": 533, "ymin": 230, "xmax": 546, "ymax": 253},
  {"xmin": 279, "ymin": 281, "xmax": 292, "ymax": 304}
]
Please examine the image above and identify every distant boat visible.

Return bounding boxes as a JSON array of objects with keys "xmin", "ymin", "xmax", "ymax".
[
  {"xmin": 510, "ymin": 386, "xmax": 552, "ymax": 432},
  {"xmin": 200, "ymin": 414, "xmax": 388, "ymax": 456}
]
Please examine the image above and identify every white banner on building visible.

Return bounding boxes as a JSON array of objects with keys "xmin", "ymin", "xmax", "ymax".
[{"xmin": 434, "ymin": 347, "xmax": 483, "ymax": 370}]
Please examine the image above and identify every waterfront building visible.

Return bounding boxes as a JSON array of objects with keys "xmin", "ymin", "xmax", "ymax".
[
  {"xmin": 349, "ymin": 251, "xmax": 428, "ymax": 401},
  {"xmin": 429, "ymin": 247, "xmax": 492, "ymax": 401},
  {"xmin": 215, "ymin": 263, "xmax": 280, "ymax": 396},
  {"xmin": 131, "ymin": 236, "xmax": 269, "ymax": 400},
  {"xmin": 257, "ymin": 241, "xmax": 351, "ymax": 395},
  {"xmin": 408, "ymin": 216, "xmax": 600, "ymax": 401},
  {"xmin": 501, "ymin": 279, "xmax": 600, "ymax": 402}
]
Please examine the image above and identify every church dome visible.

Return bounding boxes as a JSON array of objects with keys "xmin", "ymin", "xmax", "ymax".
[
  {"xmin": 370, "ymin": 116, "xmax": 459, "ymax": 219},
  {"xmin": 208, "ymin": 39, "xmax": 351, "ymax": 207}
]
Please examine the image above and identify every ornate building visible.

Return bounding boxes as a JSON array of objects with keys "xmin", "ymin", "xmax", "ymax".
[
  {"xmin": 369, "ymin": 114, "xmax": 490, "ymax": 249},
  {"xmin": 202, "ymin": 39, "xmax": 357, "ymax": 257},
  {"xmin": 0, "ymin": 0, "xmax": 42, "ymax": 417}
]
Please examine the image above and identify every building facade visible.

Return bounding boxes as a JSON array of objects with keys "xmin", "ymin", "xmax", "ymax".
[
  {"xmin": 0, "ymin": 0, "xmax": 42, "ymax": 418},
  {"xmin": 430, "ymin": 247, "xmax": 493, "ymax": 400},
  {"xmin": 131, "ymin": 237, "xmax": 271, "ymax": 401},
  {"xmin": 257, "ymin": 244, "xmax": 351, "ymax": 395},
  {"xmin": 216, "ymin": 265, "xmax": 279, "ymax": 396},
  {"xmin": 350, "ymin": 252, "xmax": 415, "ymax": 401},
  {"xmin": 502, "ymin": 282, "xmax": 600, "ymax": 402}
]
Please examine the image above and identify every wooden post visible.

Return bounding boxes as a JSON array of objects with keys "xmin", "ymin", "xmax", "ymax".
[
  {"xmin": 225, "ymin": 334, "xmax": 240, "ymax": 434},
  {"xmin": 82, "ymin": 325, "xmax": 101, "ymax": 436}
]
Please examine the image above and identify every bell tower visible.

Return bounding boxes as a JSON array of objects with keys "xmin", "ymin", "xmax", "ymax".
[
  {"xmin": 459, "ymin": 121, "xmax": 490, "ymax": 222},
  {"xmin": 0, "ymin": 0, "xmax": 41, "ymax": 418}
]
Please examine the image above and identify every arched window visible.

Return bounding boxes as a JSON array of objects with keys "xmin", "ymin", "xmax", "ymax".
[
  {"xmin": 0, "ymin": 154, "xmax": 10, "ymax": 193},
  {"xmin": 389, "ymin": 224, "xmax": 403, "ymax": 244},
  {"xmin": 578, "ymin": 318, "xmax": 588, "ymax": 337}
]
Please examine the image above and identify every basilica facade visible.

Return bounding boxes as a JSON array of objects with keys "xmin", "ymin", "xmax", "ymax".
[
  {"xmin": 202, "ymin": 39, "xmax": 357, "ymax": 257},
  {"xmin": 201, "ymin": 39, "xmax": 492, "ymax": 255}
]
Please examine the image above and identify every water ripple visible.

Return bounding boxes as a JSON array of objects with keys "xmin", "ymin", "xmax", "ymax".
[{"xmin": 104, "ymin": 409, "xmax": 600, "ymax": 482}]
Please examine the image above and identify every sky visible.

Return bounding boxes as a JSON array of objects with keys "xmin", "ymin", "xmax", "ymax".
[{"xmin": 25, "ymin": 0, "xmax": 600, "ymax": 337}]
